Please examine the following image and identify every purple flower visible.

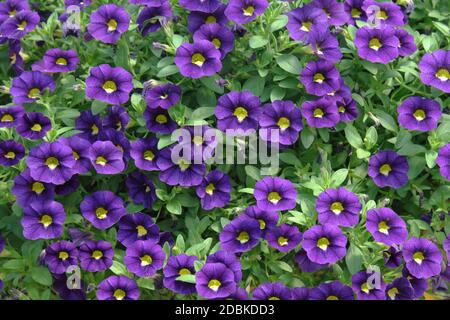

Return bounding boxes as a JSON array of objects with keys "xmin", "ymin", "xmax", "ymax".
[
  {"xmin": 307, "ymin": 28, "xmax": 343, "ymax": 63},
  {"xmin": 418, "ymin": 50, "xmax": 450, "ymax": 93},
  {"xmin": 156, "ymin": 147, "xmax": 205, "ymax": 187},
  {"xmin": 286, "ymin": 4, "xmax": 328, "ymax": 42},
  {"xmin": 215, "ymin": 90, "xmax": 262, "ymax": 133},
  {"xmin": 44, "ymin": 241, "xmax": 78, "ymax": 274},
  {"xmin": 103, "ymin": 105, "xmax": 130, "ymax": 132},
  {"xmin": 336, "ymin": 96, "xmax": 359, "ymax": 122},
  {"xmin": 163, "ymin": 254, "xmax": 198, "ymax": 295},
  {"xmin": 126, "ymin": 171, "xmax": 156, "ymax": 209},
  {"xmin": 344, "ymin": 0, "xmax": 367, "ymax": 25},
  {"xmin": 196, "ymin": 262, "xmax": 237, "ymax": 299},
  {"xmin": 21, "ymin": 200, "xmax": 66, "ymax": 240},
  {"xmin": 352, "ymin": 270, "xmax": 386, "ymax": 300},
  {"xmin": 362, "ymin": 0, "xmax": 405, "ymax": 27},
  {"xmin": 366, "ymin": 208, "xmax": 408, "ymax": 246},
  {"xmin": 79, "ymin": 240, "xmax": 114, "ymax": 272},
  {"xmin": 124, "ymin": 240, "xmax": 165, "ymax": 277},
  {"xmin": 291, "ymin": 287, "xmax": 309, "ymax": 300},
  {"xmin": 294, "ymin": 249, "xmax": 328, "ymax": 272},
  {"xmin": 27, "ymin": 141, "xmax": 76, "ymax": 185},
  {"xmin": 175, "ymin": 40, "xmax": 222, "ymax": 79},
  {"xmin": 86, "ymin": 64, "xmax": 133, "ymax": 105},
  {"xmin": 96, "ymin": 276, "xmax": 140, "ymax": 300},
  {"xmin": 397, "ymin": 96, "xmax": 442, "ymax": 132},
  {"xmin": 187, "ymin": 5, "xmax": 228, "ymax": 34},
  {"xmin": 88, "ymin": 140, "xmax": 125, "ymax": 175},
  {"xmin": 402, "ymin": 267, "xmax": 428, "ymax": 299},
  {"xmin": 368, "ymin": 150, "xmax": 409, "ymax": 188},
  {"xmin": 97, "ymin": 129, "xmax": 131, "ymax": 161},
  {"xmin": 16, "ymin": 111, "xmax": 51, "ymax": 140},
  {"xmin": 395, "ymin": 28, "xmax": 416, "ymax": 56},
  {"xmin": 225, "ymin": 0, "xmax": 268, "ymax": 25},
  {"xmin": 193, "ymin": 23, "xmax": 234, "ymax": 58},
  {"xmin": 10, "ymin": 71, "xmax": 55, "ymax": 104},
  {"xmin": 32, "ymin": 48, "xmax": 79, "ymax": 73},
  {"xmin": 259, "ymin": 100, "xmax": 303, "ymax": 146},
  {"xmin": 55, "ymin": 175, "xmax": 80, "ymax": 196},
  {"xmin": 316, "ymin": 187, "xmax": 361, "ymax": 227},
  {"xmin": 80, "ymin": 191, "xmax": 126, "ymax": 229},
  {"xmin": 137, "ymin": 2, "xmax": 173, "ymax": 36},
  {"xmin": 64, "ymin": 0, "xmax": 91, "ymax": 9},
  {"xmin": 302, "ymin": 224, "xmax": 347, "ymax": 264},
  {"xmin": 0, "ymin": 0, "xmax": 30, "ymax": 21},
  {"xmin": 436, "ymin": 143, "xmax": 450, "ymax": 180},
  {"xmin": 311, "ymin": 0, "xmax": 349, "ymax": 26},
  {"xmin": 75, "ymin": 110, "xmax": 102, "ymax": 142},
  {"xmin": 254, "ymin": 176, "xmax": 297, "ymax": 212},
  {"xmin": 0, "ymin": 139, "xmax": 24, "ymax": 166},
  {"xmin": 265, "ymin": 224, "xmax": 302, "ymax": 252},
  {"xmin": 206, "ymin": 251, "xmax": 242, "ymax": 283},
  {"xmin": 58, "ymin": 136, "xmax": 92, "ymax": 175},
  {"xmin": 300, "ymin": 60, "xmax": 341, "ymax": 96},
  {"xmin": 196, "ymin": 170, "xmax": 231, "ymax": 210},
  {"xmin": 130, "ymin": 137, "xmax": 159, "ymax": 171},
  {"xmin": 354, "ymin": 26, "xmax": 400, "ymax": 64},
  {"xmin": 219, "ymin": 216, "xmax": 261, "ymax": 253},
  {"xmin": 403, "ymin": 237, "xmax": 443, "ymax": 279},
  {"xmin": 252, "ymin": 282, "xmax": 291, "ymax": 300},
  {"xmin": 145, "ymin": 83, "xmax": 181, "ymax": 109},
  {"xmin": 310, "ymin": 281, "xmax": 354, "ymax": 300},
  {"xmin": 384, "ymin": 246, "xmax": 403, "ymax": 268},
  {"xmin": 179, "ymin": 0, "xmax": 221, "ymax": 13},
  {"xmin": 242, "ymin": 205, "xmax": 279, "ymax": 237},
  {"xmin": 128, "ymin": 0, "xmax": 164, "ymax": 6},
  {"xmin": 87, "ymin": 4, "xmax": 130, "ymax": 44},
  {"xmin": 0, "ymin": 10, "xmax": 39, "ymax": 39},
  {"xmin": 12, "ymin": 168, "xmax": 55, "ymax": 207},
  {"xmin": 143, "ymin": 106, "xmax": 178, "ymax": 134},
  {"xmin": 117, "ymin": 213, "xmax": 160, "ymax": 247},
  {"xmin": 385, "ymin": 277, "xmax": 415, "ymax": 300},
  {"xmin": 0, "ymin": 105, "xmax": 24, "ymax": 128},
  {"xmin": 301, "ymin": 97, "xmax": 340, "ymax": 128},
  {"xmin": 52, "ymin": 274, "xmax": 86, "ymax": 300}
]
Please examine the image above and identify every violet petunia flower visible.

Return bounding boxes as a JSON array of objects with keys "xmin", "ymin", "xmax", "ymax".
[
  {"xmin": 0, "ymin": 139, "xmax": 24, "ymax": 166},
  {"xmin": 87, "ymin": 4, "xmax": 130, "ymax": 44},
  {"xmin": 64, "ymin": 0, "xmax": 91, "ymax": 9},
  {"xmin": 307, "ymin": 28, "xmax": 343, "ymax": 63},
  {"xmin": 196, "ymin": 262, "xmax": 237, "ymax": 299},
  {"xmin": 302, "ymin": 224, "xmax": 347, "ymax": 264},
  {"xmin": 395, "ymin": 28, "xmax": 416, "ymax": 57},
  {"xmin": 117, "ymin": 213, "xmax": 160, "ymax": 247},
  {"xmin": 224, "ymin": 0, "xmax": 269, "ymax": 25},
  {"xmin": 97, "ymin": 276, "xmax": 140, "ymax": 300},
  {"xmin": 436, "ymin": 143, "xmax": 450, "ymax": 180},
  {"xmin": 286, "ymin": 4, "xmax": 328, "ymax": 42},
  {"xmin": 254, "ymin": 176, "xmax": 297, "ymax": 211},
  {"xmin": 385, "ymin": 277, "xmax": 415, "ymax": 300},
  {"xmin": 402, "ymin": 267, "xmax": 428, "ymax": 299},
  {"xmin": 130, "ymin": 136, "xmax": 159, "ymax": 171},
  {"xmin": 58, "ymin": 136, "xmax": 92, "ymax": 175},
  {"xmin": 187, "ymin": 4, "xmax": 228, "ymax": 34},
  {"xmin": 32, "ymin": 48, "xmax": 79, "ymax": 73},
  {"xmin": 310, "ymin": 0, "xmax": 349, "ymax": 26},
  {"xmin": 265, "ymin": 224, "xmax": 302, "ymax": 252},
  {"xmin": 291, "ymin": 287, "xmax": 309, "ymax": 300},
  {"xmin": 128, "ymin": 0, "xmax": 164, "ymax": 6},
  {"xmin": 294, "ymin": 249, "xmax": 328, "ymax": 272},
  {"xmin": 12, "ymin": 168, "xmax": 55, "ymax": 207},
  {"xmin": 193, "ymin": 23, "xmax": 234, "ymax": 59},
  {"xmin": 397, "ymin": 96, "xmax": 442, "ymax": 132},
  {"xmin": 126, "ymin": 171, "xmax": 156, "ymax": 209},
  {"xmin": 336, "ymin": 96, "xmax": 359, "ymax": 122},
  {"xmin": 300, "ymin": 60, "xmax": 341, "ymax": 96},
  {"xmin": 44, "ymin": 241, "xmax": 78, "ymax": 274},
  {"xmin": 352, "ymin": 270, "xmax": 386, "ymax": 300},
  {"xmin": 219, "ymin": 216, "xmax": 261, "ymax": 253},
  {"xmin": 344, "ymin": 0, "xmax": 367, "ymax": 25},
  {"xmin": 354, "ymin": 26, "xmax": 400, "ymax": 64},
  {"xmin": 362, "ymin": 0, "xmax": 405, "ymax": 27},
  {"xmin": 80, "ymin": 190, "xmax": 127, "ymax": 230},
  {"xmin": 403, "ymin": 237, "xmax": 443, "ymax": 279},
  {"xmin": 206, "ymin": 251, "xmax": 242, "ymax": 283},
  {"xmin": 242, "ymin": 205, "xmax": 279, "ymax": 237},
  {"xmin": 145, "ymin": 83, "xmax": 181, "ymax": 109},
  {"xmin": 174, "ymin": 40, "xmax": 222, "ymax": 79},
  {"xmin": 103, "ymin": 105, "xmax": 130, "ymax": 132},
  {"xmin": 252, "ymin": 282, "xmax": 291, "ymax": 300},
  {"xmin": 196, "ymin": 169, "xmax": 231, "ymax": 211},
  {"xmin": 97, "ymin": 129, "xmax": 131, "ymax": 161},
  {"xmin": 163, "ymin": 254, "xmax": 198, "ymax": 295},
  {"xmin": 368, "ymin": 150, "xmax": 409, "ymax": 188},
  {"xmin": 54, "ymin": 175, "xmax": 80, "ymax": 196},
  {"xmin": 0, "ymin": 0, "xmax": 30, "ymax": 21},
  {"xmin": 301, "ymin": 97, "xmax": 340, "ymax": 128},
  {"xmin": 384, "ymin": 246, "xmax": 403, "ymax": 268},
  {"xmin": 179, "ymin": 0, "xmax": 221, "ymax": 13},
  {"xmin": 0, "ymin": 10, "xmax": 39, "ymax": 39},
  {"xmin": 309, "ymin": 281, "xmax": 354, "ymax": 300},
  {"xmin": 316, "ymin": 187, "xmax": 361, "ymax": 227},
  {"xmin": 124, "ymin": 240, "xmax": 165, "ymax": 277},
  {"xmin": 16, "ymin": 111, "xmax": 51, "ymax": 140},
  {"xmin": 75, "ymin": 110, "xmax": 103, "ymax": 142},
  {"xmin": 0, "ymin": 105, "xmax": 24, "ymax": 128},
  {"xmin": 137, "ymin": 2, "xmax": 173, "ymax": 36},
  {"xmin": 366, "ymin": 208, "xmax": 408, "ymax": 246},
  {"xmin": 418, "ymin": 50, "xmax": 450, "ymax": 93},
  {"xmin": 143, "ymin": 106, "xmax": 178, "ymax": 134},
  {"xmin": 88, "ymin": 140, "xmax": 125, "ymax": 175},
  {"xmin": 79, "ymin": 240, "xmax": 114, "ymax": 272},
  {"xmin": 10, "ymin": 70, "xmax": 55, "ymax": 104},
  {"xmin": 21, "ymin": 200, "xmax": 66, "ymax": 240}
]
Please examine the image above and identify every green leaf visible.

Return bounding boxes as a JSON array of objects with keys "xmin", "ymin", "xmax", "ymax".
[
  {"xmin": 176, "ymin": 274, "xmax": 196, "ymax": 283},
  {"xmin": 167, "ymin": 199, "xmax": 182, "ymax": 215},
  {"xmin": 31, "ymin": 266, "xmax": 53, "ymax": 286},
  {"xmin": 270, "ymin": 15, "xmax": 288, "ymax": 32},
  {"xmin": 270, "ymin": 87, "xmax": 286, "ymax": 102},
  {"xmin": 345, "ymin": 244, "xmax": 363, "ymax": 275},
  {"xmin": 245, "ymin": 165, "xmax": 262, "ymax": 181},
  {"xmin": 331, "ymin": 169, "xmax": 348, "ymax": 187},
  {"xmin": 300, "ymin": 127, "xmax": 315, "ymax": 149},
  {"xmin": 277, "ymin": 261, "xmax": 293, "ymax": 272},
  {"xmin": 249, "ymin": 35, "xmax": 269, "ymax": 49},
  {"xmin": 373, "ymin": 110, "xmax": 398, "ymax": 132},
  {"xmin": 344, "ymin": 124, "xmax": 363, "ymax": 148},
  {"xmin": 276, "ymin": 54, "xmax": 301, "ymax": 74},
  {"xmin": 157, "ymin": 65, "xmax": 179, "ymax": 78},
  {"xmin": 243, "ymin": 76, "xmax": 265, "ymax": 96}
]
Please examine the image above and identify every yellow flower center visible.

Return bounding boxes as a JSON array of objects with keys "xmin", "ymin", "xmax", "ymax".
[
  {"xmin": 205, "ymin": 15, "xmax": 217, "ymax": 23},
  {"xmin": 91, "ymin": 124, "xmax": 99, "ymax": 135},
  {"xmin": 313, "ymin": 108, "xmax": 324, "ymax": 118},
  {"xmin": 179, "ymin": 268, "xmax": 191, "ymax": 276},
  {"xmin": 313, "ymin": 73, "xmax": 325, "ymax": 83},
  {"xmin": 143, "ymin": 150, "xmax": 154, "ymax": 161},
  {"xmin": 72, "ymin": 151, "xmax": 80, "ymax": 160},
  {"xmin": 191, "ymin": 53, "xmax": 206, "ymax": 67},
  {"xmin": 136, "ymin": 225, "xmax": 148, "ymax": 237},
  {"xmin": 28, "ymin": 88, "xmax": 40, "ymax": 99},
  {"xmin": 208, "ymin": 279, "xmax": 221, "ymax": 291},
  {"xmin": 233, "ymin": 107, "xmax": 248, "ymax": 123},
  {"xmin": 243, "ymin": 6, "xmax": 255, "ymax": 16},
  {"xmin": 330, "ymin": 202, "xmax": 344, "ymax": 215},
  {"xmin": 258, "ymin": 219, "xmax": 266, "ymax": 230},
  {"xmin": 379, "ymin": 164, "xmax": 392, "ymax": 176},
  {"xmin": 413, "ymin": 109, "xmax": 426, "ymax": 121},
  {"xmin": 317, "ymin": 237, "xmax": 330, "ymax": 251},
  {"xmin": 140, "ymin": 254, "xmax": 153, "ymax": 266},
  {"xmin": 107, "ymin": 19, "xmax": 118, "ymax": 32},
  {"xmin": 378, "ymin": 221, "xmax": 390, "ymax": 235},
  {"xmin": 435, "ymin": 68, "xmax": 449, "ymax": 81},
  {"xmin": 192, "ymin": 135, "xmax": 203, "ymax": 146},
  {"xmin": 1, "ymin": 114, "xmax": 14, "ymax": 122},
  {"xmin": 413, "ymin": 251, "xmax": 425, "ymax": 265},
  {"xmin": 95, "ymin": 207, "xmax": 108, "ymax": 220},
  {"xmin": 102, "ymin": 80, "xmax": 117, "ymax": 94},
  {"xmin": 212, "ymin": 38, "xmax": 221, "ymax": 49},
  {"xmin": 369, "ymin": 38, "xmax": 382, "ymax": 51},
  {"xmin": 92, "ymin": 250, "xmax": 103, "ymax": 260},
  {"xmin": 300, "ymin": 21, "xmax": 312, "ymax": 32},
  {"xmin": 95, "ymin": 156, "xmax": 108, "ymax": 166},
  {"xmin": 267, "ymin": 191, "xmax": 282, "ymax": 204},
  {"xmin": 17, "ymin": 20, "xmax": 27, "ymax": 31},
  {"xmin": 236, "ymin": 231, "xmax": 250, "ymax": 244},
  {"xmin": 268, "ymin": 296, "xmax": 280, "ymax": 300},
  {"xmin": 45, "ymin": 157, "xmax": 59, "ymax": 170},
  {"xmin": 327, "ymin": 295, "xmax": 339, "ymax": 300},
  {"xmin": 32, "ymin": 182, "xmax": 45, "ymax": 194},
  {"xmin": 351, "ymin": 8, "xmax": 361, "ymax": 18},
  {"xmin": 277, "ymin": 117, "xmax": 290, "ymax": 130},
  {"xmin": 361, "ymin": 282, "xmax": 371, "ymax": 294},
  {"xmin": 4, "ymin": 151, "xmax": 15, "ymax": 159},
  {"xmin": 177, "ymin": 158, "xmax": 190, "ymax": 171},
  {"xmin": 205, "ymin": 183, "xmax": 215, "ymax": 195},
  {"xmin": 387, "ymin": 287, "xmax": 399, "ymax": 300},
  {"xmin": 9, "ymin": 9, "xmax": 16, "ymax": 17},
  {"xmin": 376, "ymin": 10, "xmax": 388, "ymax": 20},
  {"xmin": 31, "ymin": 123, "xmax": 42, "ymax": 132},
  {"xmin": 155, "ymin": 114, "xmax": 168, "ymax": 124},
  {"xmin": 56, "ymin": 57, "xmax": 68, "ymax": 66},
  {"xmin": 338, "ymin": 106, "xmax": 346, "ymax": 113},
  {"xmin": 58, "ymin": 251, "xmax": 69, "ymax": 260},
  {"xmin": 278, "ymin": 236, "xmax": 289, "ymax": 247},
  {"xmin": 40, "ymin": 214, "xmax": 53, "ymax": 228},
  {"xmin": 113, "ymin": 289, "xmax": 126, "ymax": 300}
]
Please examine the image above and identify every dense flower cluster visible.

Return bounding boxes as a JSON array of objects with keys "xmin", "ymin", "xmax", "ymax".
[{"xmin": 0, "ymin": 0, "xmax": 449, "ymax": 301}]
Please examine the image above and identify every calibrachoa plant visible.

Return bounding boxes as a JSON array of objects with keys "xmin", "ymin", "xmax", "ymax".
[{"xmin": 0, "ymin": 0, "xmax": 449, "ymax": 301}]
